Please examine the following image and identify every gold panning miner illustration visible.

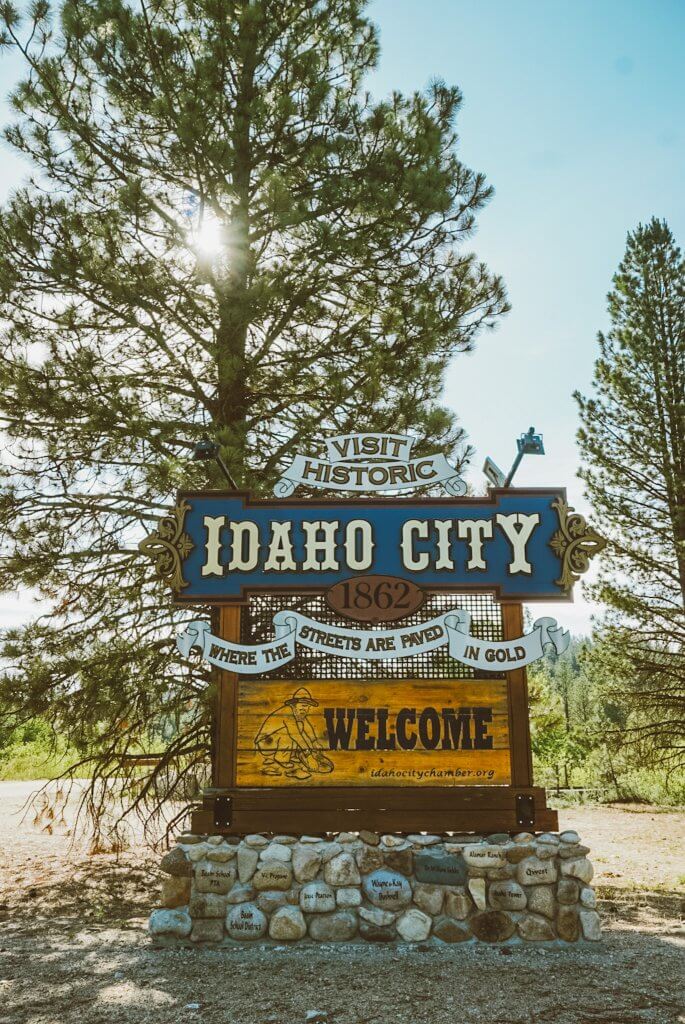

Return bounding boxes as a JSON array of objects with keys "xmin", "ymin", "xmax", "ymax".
[{"xmin": 254, "ymin": 687, "xmax": 334, "ymax": 780}]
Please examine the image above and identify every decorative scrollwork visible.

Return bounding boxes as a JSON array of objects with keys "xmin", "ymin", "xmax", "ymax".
[
  {"xmin": 138, "ymin": 499, "xmax": 194, "ymax": 592},
  {"xmin": 549, "ymin": 498, "xmax": 607, "ymax": 592}
]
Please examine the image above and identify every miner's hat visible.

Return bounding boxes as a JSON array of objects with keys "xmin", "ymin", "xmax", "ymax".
[{"xmin": 285, "ymin": 687, "xmax": 319, "ymax": 707}]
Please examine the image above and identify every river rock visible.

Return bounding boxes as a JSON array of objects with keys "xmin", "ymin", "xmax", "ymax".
[
  {"xmin": 237, "ymin": 845, "xmax": 259, "ymax": 884},
  {"xmin": 580, "ymin": 887, "xmax": 597, "ymax": 909},
  {"xmin": 260, "ymin": 843, "xmax": 292, "ymax": 863},
  {"xmin": 507, "ymin": 844, "xmax": 535, "ymax": 864},
  {"xmin": 188, "ymin": 892, "xmax": 226, "ymax": 919},
  {"xmin": 356, "ymin": 844, "xmax": 384, "ymax": 874},
  {"xmin": 359, "ymin": 921, "xmax": 395, "ymax": 942},
  {"xmin": 273, "ymin": 835, "xmax": 298, "ymax": 845},
  {"xmin": 487, "ymin": 864, "xmax": 518, "ymax": 880},
  {"xmin": 226, "ymin": 903, "xmax": 267, "ymax": 940},
  {"xmin": 359, "ymin": 906, "xmax": 396, "ymax": 926},
  {"xmin": 513, "ymin": 832, "xmax": 534, "ymax": 844},
  {"xmin": 557, "ymin": 879, "xmax": 580, "ymax": 905},
  {"xmin": 324, "ymin": 852, "xmax": 361, "ymax": 887},
  {"xmin": 517, "ymin": 856, "xmax": 557, "ymax": 886},
  {"xmin": 408, "ymin": 834, "xmax": 442, "ymax": 846},
  {"xmin": 207, "ymin": 846, "xmax": 237, "ymax": 863},
  {"xmin": 561, "ymin": 858, "xmax": 594, "ymax": 884},
  {"xmin": 359, "ymin": 830, "xmax": 380, "ymax": 846},
  {"xmin": 396, "ymin": 908, "xmax": 432, "ymax": 942},
  {"xmin": 160, "ymin": 876, "xmax": 191, "ymax": 909},
  {"xmin": 486, "ymin": 833, "xmax": 511, "ymax": 846},
  {"xmin": 195, "ymin": 860, "xmax": 236, "ymax": 895},
  {"xmin": 433, "ymin": 916, "xmax": 472, "ymax": 943},
  {"xmin": 336, "ymin": 832, "xmax": 358, "ymax": 844},
  {"xmin": 526, "ymin": 885, "xmax": 556, "ymax": 920},
  {"xmin": 308, "ymin": 910, "xmax": 358, "ymax": 942},
  {"xmin": 300, "ymin": 882, "xmax": 336, "ymax": 914},
  {"xmin": 363, "ymin": 870, "xmax": 412, "ymax": 909},
  {"xmin": 462, "ymin": 845, "xmax": 507, "ymax": 870},
  {"xmin": 160, "ymin": 847, "xmax": 192, "ymax": 878},
  {"xmin": 292, "ymin": 845, "xmax": 322, "ymax": 883},
  {"xmin": 559, "ymin": 830, "xmax": 580, "ymax": 844},
  {"xmin": 269, "ymin": 906, "xmax": 307, "ymax": 941},
  {"xmin": 253, "ymin": 862, "xmax": 292, "ymax": 891},
  {"xmin": 336, "ymin": 887, "xmax": 362, "ymax": 908},
  {"xmin": 559, "ymin": 843, "xmax": 591, "ymax": 860},
  {"xmin": 318, "ymin": 842, "xmax": 343, "ymax": 863},
  {"xmin": 384, "ymin": 847, "xmax": 413, "ymax": 876},
  {"xmin": 517, "ymin": 913, "xmax": 555, "ymax": 941},
  {"xmin": 488, "ymin": 880, "xmax": 526, "ymax": 911},
  {"xmin": 534, "ymin": 844, "xmax": 558, "ymax": 860},
  {"xmin": 225, "ymin": 883, "xmax": 256, "ymax": 905},
  {"xmin": 412, "ymin": 883, "xmax": 444, "ymax": 916},
  {"xmin": 444, "ymin": 888, "xmax": 472, "ymax": 920},
  {"xmin": 580, "ymin": 909, "xmax": 602, "ymax": 941},
  {"xmin": 185, "ymin": 844, "xmax": 209, "ymax": 862},
  {"xmin": 467, "ymin": 877, "xmax": 487, "ymax": 910},
  {"xmin": 149, "ymin": 908, "xmax": 192, "ymax": 937},
  {"xmin": 557, "ymin": 906, "xmax": 580, "ymax": 942},
  {"xmin": 256, "ymin": 890, "xmax": 288, "ymax": 914},
  {"xmin": 245, "ymin": 834, "xmax": 269, "ymax": 848},
  {"xmin": 471, "ymin": 910, "xmax": 515, "ymax": 943},
  {"xmin": 382, "ymin": 834, "xmax": 409, "ymax": 848},
  {"xmin": 537, "ymin": 833, "xmax": 560, "ymax": 846},
  {"xmin": 190, "ymin": 918, "xmax": 224, "ymax": 943}
]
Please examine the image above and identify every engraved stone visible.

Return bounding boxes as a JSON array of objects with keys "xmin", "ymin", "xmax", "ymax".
[
  {"xmin": 488, "ymin": 880, "xmax": 526, "ymax": 911},
  {"xmin": 462, "ymin": 845, "xmax": 507, "ymax": 869},
  {"xmin": 414, "ymin": 851, "xmax": 467, "ymax": 887},
  {"xmin": 300, "ymin": 882, "xmax": 336, "ymax": 914},
  {"xmin": 252, "ymin": 862, "xmax": 292, "ymax": 891},
  {"xmin": 362, "ymin": 870, "xmax": 412, "ymax": 909},
  {"xmin": 194, "ymin": 860, "xmax": 236, "ymax": 895},
  {"xmin": 517, "ymin": 856, "xmax": 557, "ymax": 886},
  {"xmin": 226, "ymin": 903, "xmax": 267, "ymax": 940}
]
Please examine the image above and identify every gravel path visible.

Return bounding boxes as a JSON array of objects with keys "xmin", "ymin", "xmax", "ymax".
[{"xmin": 0, "ymin": 782, "xmax": 683, "ymax": 1024}]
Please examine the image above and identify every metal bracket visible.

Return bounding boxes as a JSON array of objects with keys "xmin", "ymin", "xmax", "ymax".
[
  {"xmin": 516, "ymin": 793, "xmax": 535, "ymax": 829},
  {"xmin": 213, "ymin": 795, "xmax": 232, "ymax": 830}
]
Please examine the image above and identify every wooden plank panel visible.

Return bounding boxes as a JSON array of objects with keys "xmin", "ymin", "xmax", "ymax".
[
  {"xmin": 214, "ymin": 605, "xmax": 241, "ymax": 787},
  {"xmin": 234, "ymin": 678, "xmax": 511, "ymax": 788},
  {"xmin": 224, "ymin": 785, "xmax": 548, "ymax": 810},
  {"xmin": 502, "ymin": 603, "xmax": 534, "ymax": 788}
]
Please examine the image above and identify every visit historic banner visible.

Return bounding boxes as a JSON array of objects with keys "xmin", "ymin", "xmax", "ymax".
[
  {"xmin": 234, "ymin": 678, "xmax": 511, "ymax": 787},
  {"xmin": 176, "ymin": 610, "xmax": 570, "ymax": 676}
]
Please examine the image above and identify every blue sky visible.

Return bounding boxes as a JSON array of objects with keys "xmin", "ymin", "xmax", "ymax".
[{"xmin": 1, "ymin": 1, "xmax": 684, "ymax": 633}]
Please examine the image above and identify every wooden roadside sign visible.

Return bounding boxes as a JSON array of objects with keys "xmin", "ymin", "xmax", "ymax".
[{"xmin": 138, "ymin": 433, "xmax": 605, "ymax": 835}]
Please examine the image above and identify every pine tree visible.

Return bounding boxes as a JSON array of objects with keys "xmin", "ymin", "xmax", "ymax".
[
  {"xmin": 0, "ymin": 1, "xmax": 508, "ymax": 838},
  {"xmin": 576, "ymin": 218, "xmax": 685, "ymax": 770}
]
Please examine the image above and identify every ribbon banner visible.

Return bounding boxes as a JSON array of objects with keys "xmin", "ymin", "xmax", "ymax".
[
  {"xmin": 274, "ymin": 432, "xmax": 466, "ymax": 497},
  {"xmin": 177, "ymin": 610, "xmax": 569, "ymax": 676}
]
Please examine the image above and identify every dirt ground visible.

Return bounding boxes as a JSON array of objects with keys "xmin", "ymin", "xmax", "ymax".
[{"xmin": 0, "ymin": 782, "xmax": 683, "ymax": 1024}]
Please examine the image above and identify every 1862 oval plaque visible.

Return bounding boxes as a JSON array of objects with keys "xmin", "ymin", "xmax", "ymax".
[{"xmin": 326, "ymin": 575, "xmax": 425, "ymax": 624}]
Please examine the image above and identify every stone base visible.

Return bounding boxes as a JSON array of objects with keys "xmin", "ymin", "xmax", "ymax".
[{"xmin": 149, "ymin": 829, "xmax": 601, "ymax": 946}]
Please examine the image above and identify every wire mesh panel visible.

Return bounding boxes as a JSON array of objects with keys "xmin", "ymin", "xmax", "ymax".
[{"xmin": 241, "ymin": 592, "xmax": 504, "ymax": 680}]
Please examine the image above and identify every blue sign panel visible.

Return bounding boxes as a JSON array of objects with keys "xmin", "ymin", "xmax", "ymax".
[{"xmin": 161, "ymin": 488, "xmax": 574, "ymax": 603}]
